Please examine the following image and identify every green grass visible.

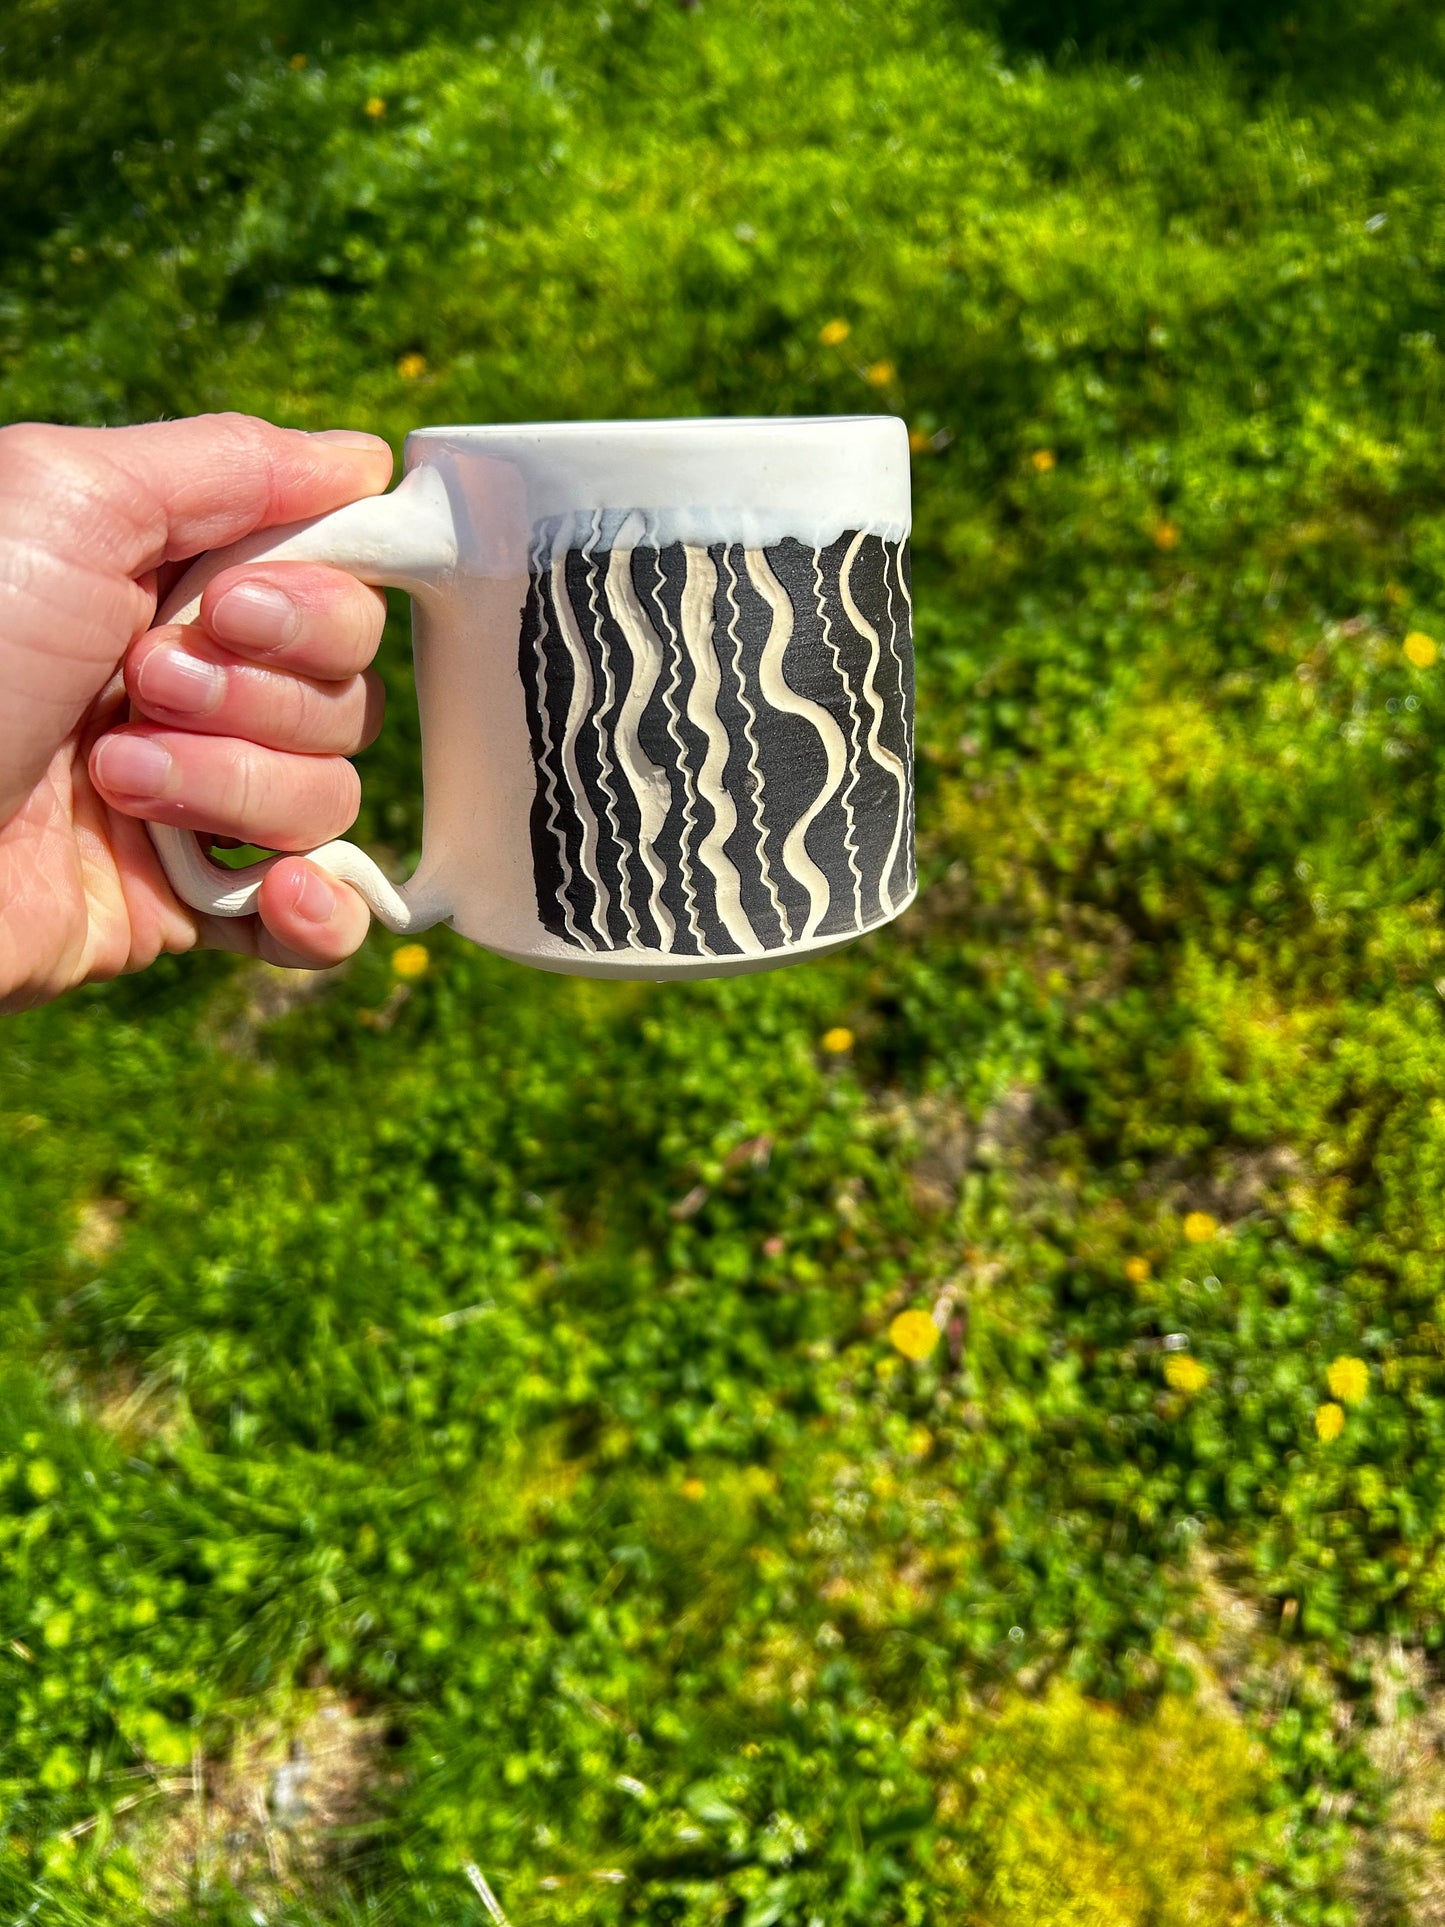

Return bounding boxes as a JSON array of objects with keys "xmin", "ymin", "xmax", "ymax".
[{"xmin": 7, "ymin": 0, "xmax": 1445, "ymax": 1918}]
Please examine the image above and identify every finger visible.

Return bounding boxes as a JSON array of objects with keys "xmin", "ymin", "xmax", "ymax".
[
  {"xmin": 197, "ymin": 561, "xmax": 388, "ymax": 678},
  {"xmin": 127, "ymin": 629, "xmax": 384, "ymax": 756},
  {"xmin": 0, "ymin": 416, "xmax": 390, "ymax": 823},
  {"xmin": 89, "ymin": 725, "xmax": 361, "ymax": 850},
  {"xmin": 0, "ymin": 415, "xmax": 394, "ymax": 575},
  {"xmin": 254, "ymin": 856, "xmax": 372, "ymax": 967}
]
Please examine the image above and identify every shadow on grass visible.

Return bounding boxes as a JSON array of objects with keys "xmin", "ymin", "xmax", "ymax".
[{"xmin": 975, "ymin": 0, "xmax": 1439, "ymax": 85}]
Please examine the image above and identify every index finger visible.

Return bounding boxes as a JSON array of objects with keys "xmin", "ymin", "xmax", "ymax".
[{"xmin": 195, "ymin": 561, "xmax": 389, "ymax": 678}]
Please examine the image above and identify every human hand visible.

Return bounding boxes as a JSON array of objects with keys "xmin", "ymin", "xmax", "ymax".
[{"xmin": 0, "ymin": 413, "xmax": 395, "ymax": 1011}]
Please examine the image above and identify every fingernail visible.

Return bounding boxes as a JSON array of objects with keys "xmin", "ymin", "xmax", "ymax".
[
  {"xmin": 135, "ymin": 645, "xmax": 227, "ymax": 715},
  {"xmin": 309, "ymin": 429, "xmax": 389, "ymax": 451},
  {"xmin": 290, "ymin": 865, "xmax": 339, "ymax": 924},
  {"xmin": 94, "ymin": 734, "xmax": 175, "ymax": 798},
  {"xmin": 209, "ymin": 581, "xmax": 300, "ymax": 653}
]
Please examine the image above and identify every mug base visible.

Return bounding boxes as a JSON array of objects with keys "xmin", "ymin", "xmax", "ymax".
[{"xmin": 463, "ymin": 890, "xmax": 917, "ymax": 982}]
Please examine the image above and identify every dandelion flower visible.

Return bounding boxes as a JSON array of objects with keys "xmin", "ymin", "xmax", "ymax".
[
  {"xmin": 1326, "ymin": 1355, "xmax": 1369, "ymax": 1405},
  {"xmin": 865, "ymin": 360, "xmax": 895, "ymax": 387},
  {"xmin": 396, "ymin": 352, "xmax": 427, "ymax": 381},
  {"xmin": 819, "ymin": 318, "xmax": 851, "ymax": 347},
  {"xmin": 1163, "ymin": 1353, "xmax": 1209, "ymax": 1395},
  {"xmin": 1152, "ymin": 520, "xmax": 1180, "ymax": 551},
  {"xmin": 821, "ymin": 1026, "xmax": 854, "ymax": 1054},
  {"xmin": 1030, "ymin": 449, "xmax": 1056, "ymax": 473},
  {"xmin": 1125, "ymin": 1256, "xmax": 1151, "ymax": 1284},
  {"xmin": 1183, "ymin": 1210, "xmax": 1218, "ymax": 1243},
  {"xmin": 889, "ymin": 1309, "xmax": 941, "ymax": 1362},
  {"xmin": 909, "ymin": 428, "xmax": 933, "ymax": 454},
  {"xmin": 364, "ymin": 96, "xmax": 387, "ymax": 118},
  {"xmin": 392, "ymin": 943, "xmax": 430, "ymax": 980},
  {"xmin": 1315, "ymin": 1401, "xmax": 1346, "ymax": 1442},
  {"xmin": 1405, "ymin": 631, "xmax": 1439, "ymax": 668},
  {"xmin": 681, "ymin": 1477, "xmax": 706, "ymax": 1501}
]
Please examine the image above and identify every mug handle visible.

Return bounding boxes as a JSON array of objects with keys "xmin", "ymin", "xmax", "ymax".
[{"xmin": 145, "ymin": 462, "xmax": 459, "ymax": 935}]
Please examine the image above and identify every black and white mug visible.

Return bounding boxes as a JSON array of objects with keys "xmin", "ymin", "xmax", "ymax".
[{"xmin": 150, "ymin": 416, "xmax": 915, "ymax": 980}]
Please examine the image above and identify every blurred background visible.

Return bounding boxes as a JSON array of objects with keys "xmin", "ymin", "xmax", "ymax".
[{"xmin": 5, "ymin": 0, "xmax": 1445, "ymax": 1918}]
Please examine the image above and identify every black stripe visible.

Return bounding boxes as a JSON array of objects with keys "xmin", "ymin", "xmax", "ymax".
[
  {"xmin": 520, "ymin": 532, "xmax": 915, "ymax": 956},
  {"xmin": 753, "ymin": 537, "xmax": 859, "ymax": 938}
]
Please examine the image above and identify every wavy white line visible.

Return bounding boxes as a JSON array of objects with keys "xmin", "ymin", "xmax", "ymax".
[
  {"xmin": 840, "ymin": 530, "xmax": 909, "ymax": 920},
  {"xmin": 582, "ymin": 517, "xmax": 640, "ymax": 945},
  {"xmin": 744, "ymin": 547, "xmax": 846, "ymax": 942},
  {"xmin": 889, "ymin": 540, "xmax": 916, "ymax": 894},
  {"xmin": 646, "ymin": 550, "xmax": 705, "ymax": 950},
  {"xmin": 815, "ymin": 547, "xmax": 865, "ymax": 926},
  {"xmin": 530, "ymin": 536, "xmax": 593, "ymax": 950},
  {"xmin": 550, "ymin": 552, "xmax": 612, "ymax": 945},
  {"xmin": 606, "ymin": 548, "xmax": 676, "ymax": 952},
  {"xmin": 722, "ymin": 547, "xmax": 789, "ymax": 942},
  {"xmin": 680, "ymin": 546, "xmax": 760, "ymax": 955}
]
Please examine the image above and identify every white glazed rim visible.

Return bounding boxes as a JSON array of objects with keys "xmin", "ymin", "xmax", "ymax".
[
  {"xmin": 408, "ymin": 414, "xmax": 910, "ymax": 558},
  {"xmin": 409, "ymin": 414, "xmax": 897, "ymax": 440}
]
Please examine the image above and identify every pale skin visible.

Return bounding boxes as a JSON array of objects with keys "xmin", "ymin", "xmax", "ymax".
[{"xmin": 0, "ymin": 413, "xmax": 398, "ymax": 1011}]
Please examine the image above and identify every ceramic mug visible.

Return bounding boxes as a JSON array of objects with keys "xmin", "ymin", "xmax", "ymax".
[{"xmin": 150, "ymin": 415, "xmax": 915, "ymax": 980}]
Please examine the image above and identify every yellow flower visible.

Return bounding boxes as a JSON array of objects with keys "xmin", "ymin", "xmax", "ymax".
[
  {"xmin": 1404, "ymin": 630, "xmax": 1439, "ymax": 668},
  {"xmin": 396, "ymin": 352, "xmax": 427, "ymax": 380},
  {"xmin": 392, "ymin": 943, "xmax": 430, "ymax": 980},
  {"xmin": 1182, "ymin": 1210, "xmax": 1218, "ymax": 1244},
  {"xmin": 1326, "ymin": 1355, "xmax": 1369, "ymax": 1405},
  {"xmin": 1315, "ymin": 1401, "xmax": 1346, "ymax": 1443},
  {"xmin": 865, "ymin": 359, "xmax": 896, "ymax": 387},
  {"xmin": 819, "ymin": 318, "xmax": 851, "ymax": 347},
  {"xmin": 364, "ymin": 96, "xmax": 387, "ymax": 118},
  {"xmin": 1125, "ymin": 1256, "xmax": 1151, "ymax": 1284},
  {"xmin": 288, "ymin": 52, "xmax": 309, "ymax": 70},
  {"xmin": 1152, "ymin": 520, "xmax": 1180, "ymax": 551},
  {"xmin": 1163, "ymin": 1353, "xmax": 1209, "ymax": 1395},
  {"xmin": 821, "ymin": 1026, "xmax": 854, "ymax": 1054},
  {"xmin": 906, "ymin": 1424, "xmax": 934, "ymax": 1458},
  {"xmin": 908, "ymin": 428, "xmax": 932, "ymax": 454},
  {"xmin": 1030, "ymin": 449, "xmax": 1056, "ymax": 473},
  {"xmin": 889, "ymin": 1309, "xmax": 941, "ymax": 1362},
  {"xmin": 681, "ymin": 1477, "xmax": 706, "ymax": 1501}
]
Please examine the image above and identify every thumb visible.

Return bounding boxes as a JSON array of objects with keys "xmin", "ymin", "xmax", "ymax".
[
  {"xmin": 0, "ymin": 413, "xmax": 393, "ymax": 826},
  {"xmin": 69, "ymin": 413, "xmax": 395, "ymax": 570}
]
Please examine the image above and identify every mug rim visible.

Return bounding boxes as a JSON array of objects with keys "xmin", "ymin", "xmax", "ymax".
[{"xmin": 409, "ymin": 413, "xmax": 897, "ymax": 440}]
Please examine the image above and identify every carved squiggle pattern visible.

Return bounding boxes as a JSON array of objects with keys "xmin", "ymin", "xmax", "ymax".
[{"xmin": 518, "ymin": 531, "xmax": 914, "ymax": 956}]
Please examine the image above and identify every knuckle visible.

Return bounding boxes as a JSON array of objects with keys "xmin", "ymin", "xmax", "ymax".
[
  {"xmin": 227, "ymin": 742, "xmax": 266, "ymax": 827},
  {"xmin": 203, "ymin": 411, "xmax": 275, "ymax": 459},
  {"xmin": 326, "ymin": 579, "xmax": 386, "ymax": 666},
  {"xmin": 199, "ymin": 412, "xmax": 287, "ymax": 526},
  {"xmin": 356, "ymin": 581, "xmax": 388, "ymax": 637},
  {"xmin": 281, "ymin": 672, "xmax": 314, "ymax": 744}
]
